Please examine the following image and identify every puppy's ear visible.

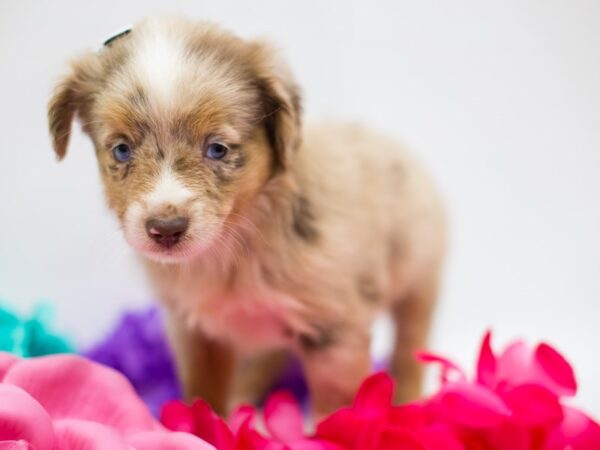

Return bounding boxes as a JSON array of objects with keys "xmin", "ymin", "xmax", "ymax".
[
  {"xmin": 250, "ymin": 42, "xmax": 302, "ymax": 171},
  {"xmin": 48, "ymin": 53, "xmax": 100, "ymax": 160}
]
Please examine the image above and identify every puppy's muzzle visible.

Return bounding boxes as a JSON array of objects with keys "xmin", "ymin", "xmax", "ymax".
[{"xmin": 145, "ymin": 216, "xmax": 189, "ymax": 248}]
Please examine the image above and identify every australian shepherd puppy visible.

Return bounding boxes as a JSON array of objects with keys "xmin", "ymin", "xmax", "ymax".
[{"xmin": 48, "ymin": 17, "xmax": 446, "ymax": 417}]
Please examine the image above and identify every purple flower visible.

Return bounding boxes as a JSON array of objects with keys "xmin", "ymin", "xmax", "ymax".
[{"xmin": 83, "ymin": 307, "xmax": 181, "ymax": 416}]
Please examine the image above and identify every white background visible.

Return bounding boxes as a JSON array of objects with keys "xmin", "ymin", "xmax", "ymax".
[{"xmin": 0, "ymin": 1, "xmax": 598, "ymax": 415}]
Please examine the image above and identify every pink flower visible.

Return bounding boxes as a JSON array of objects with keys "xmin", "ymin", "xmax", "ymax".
[
  {"xmin": 476, "ymin": 331, "xmax": 577, "ymax": 398},
  {"xmin": 161, "ymin": 399, "xmax": 235, "ymax": 449},
  {"xmin": 160, "ymin": 331, "xmax": 600, "ymax": 450},
  {"xmin": 316, "ymin": 373, "xmax": 463, "ymax": 450},
  {"xmin": 162, "ymin": 393, "xmax": 342, "ymax": 450},
  {"xmin": 0, "ymin": 352, "xmax": 213, "ymax": 449},
  {"xmin": 418, "ymin": 331, "xmax": 600, "ymax": 449}
]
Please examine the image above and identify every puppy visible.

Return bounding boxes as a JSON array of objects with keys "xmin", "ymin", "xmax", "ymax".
[{"xmin": 48, "ymin": 17, "xmax": 446, "ymax": 417}]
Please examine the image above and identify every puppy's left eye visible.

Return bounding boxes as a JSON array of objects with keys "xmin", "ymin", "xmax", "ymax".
[
  {"xmin": 205, "ymin": 143, "xmax": 229, "ymax": 160},
  {"xmin": 113, "ymin": 143, "xmax": 132, "ymax": 162}
]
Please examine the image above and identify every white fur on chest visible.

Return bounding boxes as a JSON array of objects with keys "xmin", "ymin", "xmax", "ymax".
[{"xmin": 179, "ymin": 283, "xmax": 311, "ymax": 353}]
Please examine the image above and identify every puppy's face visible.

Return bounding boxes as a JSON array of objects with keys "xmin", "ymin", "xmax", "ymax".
[{"xmin": 48, "ymin": 19, "xmax": 301, "ymax": 263}]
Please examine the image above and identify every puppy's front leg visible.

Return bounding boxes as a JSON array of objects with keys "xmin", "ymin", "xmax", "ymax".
[
  {"xmin": 299, "ymin": 327, "xmax": 372, "ymax": 418},
  {"xmin": 232, "ymin": 350, "xmax": 290, "ymax": 407},
  {"xmin": 165, "ymin": 311, "xmax": 235, "ymax": 415}
]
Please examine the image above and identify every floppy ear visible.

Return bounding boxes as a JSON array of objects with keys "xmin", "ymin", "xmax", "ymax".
[
  {"xmin": 251, "ymin": 42, "xmax": 303, "ymax": 171},
  {"xmin": 47, "ymin": 53, "xmax": 100, "ymax": 160}
]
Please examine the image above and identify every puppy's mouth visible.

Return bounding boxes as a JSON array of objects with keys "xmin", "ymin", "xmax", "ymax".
[
  {"xmin": 124, "ymin": 216, "xmax": 206, "ymax": 264},
  {"xmin": 139, "ymin": 243, "xmax": 198, "ymax": 264}
]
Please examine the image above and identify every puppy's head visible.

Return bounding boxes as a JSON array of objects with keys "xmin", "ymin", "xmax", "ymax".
[{"xmin": 48, "ymin": 18, "xmax": 301, "ymax": 263}]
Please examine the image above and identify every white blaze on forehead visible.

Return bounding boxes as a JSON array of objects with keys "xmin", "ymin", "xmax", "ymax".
[
  {"xmin": 145, "ymin": 167, "xmax": 194, "ymax": 209},
  {"xmin": 133, "ymin": 26, "xmax": 189, "ymax": 107}
]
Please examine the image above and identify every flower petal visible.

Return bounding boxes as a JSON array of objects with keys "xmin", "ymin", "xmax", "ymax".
[
  {"xmin": 486, "ymin": 420, "xmax": 531, "ymax": 450},
  {"xmin": 416, "ymin": 353, "xmax": 467, "ymax": 384},
  {"xmin": 287, "ymin": 441, "xmax": 341, "ymax": 450},
  {"xmin": 128, "ymin": 431, "xmax": 216, "ymax": 449},
  {"xmin": 388, "ymin": 404, "xmax": 427, "ymax": 429},
  {"xmin": 415, "ymin": 424, "xmax": 464, "ymax": 450},
  {"xmin": 0, "ymin": 442, "xmax": 35, "ymax": 450},
  {"xmin": 0, "ymin": 353, "xmax": 18, "ymax": 380},
  {"xmin": 3, "ymin": 354, "xmax": 158, "ymax": 434},
  {"xmin": 230, "ymin": 404, "xmax": 257, "ymax": 435},
  {"xmin": 0, "ymin": 384, "xmax": 55, "ymax": 450},
  {"xmin": 375, "ymin": 427, "xmax": 425, "ymax": 450},
  {"xmin": 501, "ymin": 384, "xmax": 563, "ymax": 427},
  {"xmin": 533, "ymin": 343, "xmax": 577, "ymax": 397},
  {"xmin": 234, "ymin": 419, "xmax": 274, "ymax": 450},
  {"xmin": 542, "ymin": 406, "xmax": 600, "ymax": 450},
  {"xmin": 190, "ymin": 399, "xmax": 235, "ymax": 450},
  {"xmin": 316, "ymin": 408, "xmax": 362, "ymax": 449},
  {"xmin": 160, "ymin": 400, "xmax": 196, "ymax": 433},
  {"xmin": 352, "ymin": 372, "xmax": 394, "ymax": 417},
  {"xmin": 264, "ymin": 391, "xmax": 305, "ymax": 442},
  {"xmin": 476, "ymin": 331, "xmax": 497, "ymax": 388},
  {"xmin": 496, "ymin": 341, "xmax": 531, "ymax": 385},
  {"xmin": 436, "ymin": 382, "xmax": 511, "ymax": 428},
  {"xmin": 53, "ymin": 419, "xmax": 130, "ymax": 450}
]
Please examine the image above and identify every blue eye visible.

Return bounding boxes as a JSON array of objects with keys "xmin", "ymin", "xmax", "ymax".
[
  {"xmin": 113, "ymin": 143, "xmax": 132, "ymax": 162},
  {"xmin": 206, "ymin": 143, "xmax": 228, "ymax": 160}
]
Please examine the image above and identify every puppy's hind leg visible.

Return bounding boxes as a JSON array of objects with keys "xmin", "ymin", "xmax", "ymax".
[
  {"xmin": 299, "ymin": 326, "xmax": 372, "ymax": 419},
  {"xmin": 389, "ymin": 268, "xmax": 440, "ymax": 404}
]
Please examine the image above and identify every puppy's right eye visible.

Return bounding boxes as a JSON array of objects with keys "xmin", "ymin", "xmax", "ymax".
[{"xmin": 113, "ymin": 143, "xmax": 132, "ymax": 162}]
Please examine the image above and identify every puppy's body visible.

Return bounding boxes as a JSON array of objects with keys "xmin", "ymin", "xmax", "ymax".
[{"xmin": 48, "ymin": 18, "xmax": 445, "ymax": 416}]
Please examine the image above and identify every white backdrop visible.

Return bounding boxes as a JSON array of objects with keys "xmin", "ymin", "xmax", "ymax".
[{"xmin": 0, "ymin": 1, "xmax": 599, "ymax": 415}]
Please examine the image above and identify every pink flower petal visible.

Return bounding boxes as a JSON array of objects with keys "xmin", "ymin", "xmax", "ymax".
[
  {"xmin": 476, "ymin": 331, "xmax": 497, "ymax": 388},
  {"xmin": 501, "ymin": 384, "xmax": 563, "ymax": 427},
  {"xmin": 415, "ymin": 424, "xmax": 465, "ymax": 450},
  {"xmin": 542, "ymin": 406, "xmax": 600, "ymax": 450},
  {"xmin": 0, "ymin": 353, "xmax": 18, "ymax": 380},
  {"xmin": 388, "ymin": 404, "xmax": 427, "ymax": 429},
  {"xmin": 3, "ymin": 354, "xmax": 158, "ymax": 435},
  {"xmin": 190, "ymin": 400, "xmax": 235, "ymax": 450},
  {"xmin": 316, "ymin": 408, "xmax": 361, "ymax": 449},
  {"xmin": 486, "ymin": 420, "xmax": 531, "ymax": 450},
  {"xmin": 0, "ymin": 384, "xmax": 55, "ymax": 450},
  {"xmin": 496, "ymin": 341, "xmax": 531, "ymax": 385},
  {"xmin": 533, "ymin": 343, "xmax": 577, "ymax": 397},
  {"xmin": 288, "ymin": 441, "xmax": 340, "ymax": 450},
  {"xmin": 417, "ymin": 353, "xmax": 467, "ymax": 384},
  {"xmin": 352, "ymin": 372, "xmax": 394, "ymax": 417},
  {"xmin": 264, "ymin": 391, "xmax": 305, "ymax": 442},
  {"xmin": 128, "ymin": 431, "xmax": 216, "ymax": 449},
  {"xmin": 317, "ymin": 403, "xmax": 387, "ymax": 450},
  {"xmin": 0, "ymin": 442, "xmax": 35, "ymax": 450},
  {"xmin": 375, "ymin": 427, "xmax": 425, "ymax": 450},
  {"xmin": 436, "ymin": 382, "xmax": 511, "ymax": 428},
  {"xmin": 161, "ymin": 400, "xmax": 196, "ymax": 434},
  {"xmin": 234, "ymin": 419, "xmax": 274, "ymax": 450},
  {"xmin": 230, "ymin": 404, "xmax": 256, "ymax": 435},
  {"xmin": 53, "ymin": 419, "xmax": 130, "ymax": 449}
]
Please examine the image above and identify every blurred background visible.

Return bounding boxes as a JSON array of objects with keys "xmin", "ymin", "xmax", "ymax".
[{"xmin": 0, "ymin": 0, "xmax": 598, "ymax": 415}]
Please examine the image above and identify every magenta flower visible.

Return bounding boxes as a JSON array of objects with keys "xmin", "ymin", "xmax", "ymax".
[
  {"xmin": 161, "ymin": 399, "xmax": 235, "ymax": 449},
  {"xmin": 161, "ymin": 331, "xmax": 600, "ymax": 450},
  {"xmin": 0, "ymin": 352, "xmax": 213, "ymax": 449},
  {"xmin": 418, "ymin": 331, "xmax": 600, "ymax": 449},
  {"xmin": 316, "ymin": 372, "xmax": 463, "ymax": 450},
  {"xmin": 162, "ymin": 393, "xmax": 342, "ymax": 450}
]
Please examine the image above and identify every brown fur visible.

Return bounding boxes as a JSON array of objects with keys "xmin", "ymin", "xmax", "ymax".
[{"xmin": 48, "ymin": 17, "xmax": 446, "ymax": 418}]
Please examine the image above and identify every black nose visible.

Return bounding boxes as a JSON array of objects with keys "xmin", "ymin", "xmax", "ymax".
[{"xmin": 145, "ymin": 217, "xmax": 189, "ymax": 248}]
